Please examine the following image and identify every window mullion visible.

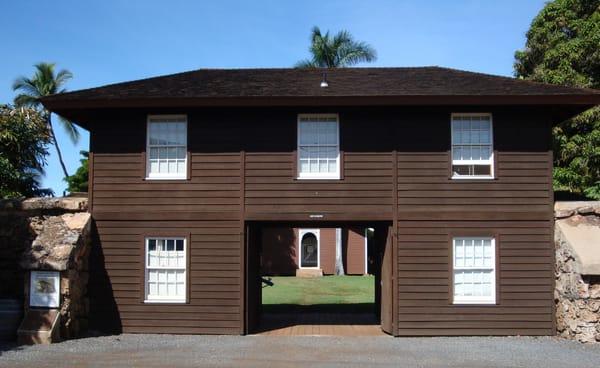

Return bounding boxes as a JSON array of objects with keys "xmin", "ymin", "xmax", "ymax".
[
  {"xmin": 451, "ymin": 114, "xmax": 493, "ymax": 178},
  {"xmin": 145, "ymin": 237, "xmax": 186, "ymax": 303}
]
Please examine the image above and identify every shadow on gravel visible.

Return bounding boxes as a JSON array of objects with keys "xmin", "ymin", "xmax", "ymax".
[
  {"xmin": 0, "ymin": 342, "xmax": 25, "ymax": 357},
  {"xmin": 256, "ymin": 303, "xmax": 379, "ymax": 334}
]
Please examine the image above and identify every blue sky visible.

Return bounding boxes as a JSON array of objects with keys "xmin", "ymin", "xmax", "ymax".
[{"xmin": 0, "ymin": 0, "xmax": 546, "ymax": 195}]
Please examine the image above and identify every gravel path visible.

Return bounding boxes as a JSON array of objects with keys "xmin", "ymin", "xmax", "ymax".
[{"xmin": 1, "ymin": 335, "xmax": 599, "ymax": 368}]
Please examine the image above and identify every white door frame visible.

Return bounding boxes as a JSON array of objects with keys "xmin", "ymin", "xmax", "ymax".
[
  {"xmin": 364, "ymin": 228, "xmax": 369, "ymax": 275},
  {"xmin": 298, "ymin": 229, "xmax": 320, "ymax": 269}
]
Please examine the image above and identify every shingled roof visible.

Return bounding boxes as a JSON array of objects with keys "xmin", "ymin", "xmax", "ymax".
[{"xmin": 42, "ymin": 67, "xmax": 600, "ymax": 110}]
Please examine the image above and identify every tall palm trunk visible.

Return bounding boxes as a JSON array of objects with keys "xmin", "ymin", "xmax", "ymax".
[{"xmin": 47, "ymin": 115, "xmax": 70, "ymax": 178}]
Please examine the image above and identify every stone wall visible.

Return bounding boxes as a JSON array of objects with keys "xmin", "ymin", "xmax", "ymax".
[
  {"xmin": 0, "ymin": 196, "xmax": 92, "ymax": 341},
  {"xmin": 0, "ymin": 212, "xmax": 31, "ymax": 298},
  {"xmin": 555, "ymin": 202, "xmax": 600, "ymax": 343}
]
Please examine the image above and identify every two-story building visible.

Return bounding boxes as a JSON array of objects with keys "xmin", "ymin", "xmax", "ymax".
[{"xmin": 42, "ymin": 67, "xmax": 600, "ymax": 336}]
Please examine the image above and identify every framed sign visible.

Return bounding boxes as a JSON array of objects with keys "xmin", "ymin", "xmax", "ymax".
[{"xmin": 29, "ymin": 271, "xmax": 60, "ymax": 308}]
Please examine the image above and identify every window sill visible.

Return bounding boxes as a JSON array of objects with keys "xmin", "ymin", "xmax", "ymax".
[
  {"xmin": 452, "ymin": 300, "xmax": 496, "ymax": 305},
  {"xmin": 144, "ymin": 299, "xmax": 186, "ymax": 304},
  {"xmin": 144, "ymin": 176, "xmax": 188, "ymax": 181},
  {"xmin": 450, "ymin": 176, "xmax": 495, "ymax": 180},
  {"xmin": 296, "ymin": 176, "xmax": 341, "ymax": 181}
]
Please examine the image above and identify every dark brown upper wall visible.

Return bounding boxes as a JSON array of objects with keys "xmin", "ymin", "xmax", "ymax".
[
  {"xmin": 88, "ymin": 105, "xmax": 552, "ymax": 217},
  {"xmin": 90, "ymin": 105, "xmax": 553, "ymax": 155}
]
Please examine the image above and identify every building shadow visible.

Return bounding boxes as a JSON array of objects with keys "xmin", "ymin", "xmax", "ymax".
[
  {"xmin": 0, "ymin": 341, "xmax": 25, "ymax": 356},
  {"xmin": 87, "ymin": 221, "xmax": 122, "ymax": 335},
  {"xmin": 255, "ymin": 304, "xmax": 378, "ymax": 334},
  {"xmin": 260, "ymin": 227, "xmax": 297, "ymax": 276}
]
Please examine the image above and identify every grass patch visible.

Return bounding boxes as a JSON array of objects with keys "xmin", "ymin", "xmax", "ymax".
[{"xmin": 262, "ymin": 275, "xmax": 375, "ymax": 313}]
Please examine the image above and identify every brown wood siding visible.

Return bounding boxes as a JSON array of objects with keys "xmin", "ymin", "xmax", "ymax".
[
  {"xmin": 396, "ymin": 219, "xmax": 554, "ymax": 336},
  {"xmin": 89, "ymin": 219, "xmax": 242, "ymax": 334},
  {"xmin": 345, "ymin": 227, "xmax": 366, "ymax": 275},
  {"xmin": 395, "ymin": 111, "xmax": 554, "ymax": 336},
  {"xmin": 258, "ymin": 227, "xmax": 374, "ymax": 276},
  {"xmin": 244, "ymin": 152, "xmax": 393, "ymax": 217},
  {"xmin": 319, "ymin": 228, "xmax": 336, "ymax": 275},
  {"xmin": 89, "ymin": 114, "xmax": 244, "ymax": 334},
  {"xmin": 260, "ymin": 227, "xmax": 297, "ymax": 275},
  {"xmin": 87, "ymin": 106, "xmax": 554, "ymax": 336},
  {"xmin": 92, "ymin": 152, "xmax": 241, "ymax": 212}
]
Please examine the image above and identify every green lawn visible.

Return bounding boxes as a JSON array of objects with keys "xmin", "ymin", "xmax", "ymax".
[{"xmin": 262, "ymin": 275, "xmax": 375, "ymax": 313}]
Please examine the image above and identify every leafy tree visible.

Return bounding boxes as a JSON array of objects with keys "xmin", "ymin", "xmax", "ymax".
[
  {"xmin": 296, "ymin": 26, "xmax": 377, "ymax": 68},
  {"xmin": 514, "ymin": 0, "xmax": 600, "ymax": 199},
  {"xmin": 65, "ymin": 151, "xmax": 89, "ymax": 193},
  {"xmin": 0, "ymin": 105, "xmax": 53, "ymax": 198},
  {"xmin": 13, "ymin": 62, "xmax": 79, "ymax": 178}
]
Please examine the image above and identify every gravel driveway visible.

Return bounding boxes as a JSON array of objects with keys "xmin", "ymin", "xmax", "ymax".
[{"xmin": 1, "ymin": 334, "xmax": 599, "ymax": 368}]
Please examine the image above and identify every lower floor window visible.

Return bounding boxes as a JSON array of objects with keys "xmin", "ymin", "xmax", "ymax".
[
  {"xmin": 145, "ymin": 237, "xmax": 186, "ymax": 302},
  {"xmin": 453, "ymin": 237, "xmax": 496, "ymax": 304}
]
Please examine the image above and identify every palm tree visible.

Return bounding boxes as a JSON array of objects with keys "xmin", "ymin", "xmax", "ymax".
[
  {"xmin": 295, "ymin": 26, "xmax": 377, "ymax": 68},
  {"xmin": 13, "ymin": 62, "xmax": 79, "ymax": 178},
  {"xmin": 297, "ymin": 27, "xmax": 375, "ymax": 275}
]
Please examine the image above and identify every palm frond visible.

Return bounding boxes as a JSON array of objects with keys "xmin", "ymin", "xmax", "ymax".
[
  {"xmin": 13, "ymin": 94, "xmax": 40, "ymax": 109},
  {"xmin": 56, "ymin": 115, "xmax": 80, "ymax": 144},
  {"xmin": 295, "ymin": 59, "xmax": 318, "ymax": 69},
  {"xmin": 12, "ymin": 77, "xmax": 42, "ymax": 98},
  {"xmin": 34, "ymin": 63, "xmax": 58, "ymax": 95},
  {"xmin": 338, "ymin": 41, "xmax": 377, "ymax": 67},
  {"xmin": 55, "ymin": 69, "xmax": 73, "ymax": 87},
  {"xmin": 297, "ymin": 26, "xmax": 377, "ymax": 68},
  {"xmin": 332, "ymin": 30, "xmax": 353, "ymax": 49},
  {"xmin": 310, "ymin": 26, "xmax": 323, "ymax": 44}
]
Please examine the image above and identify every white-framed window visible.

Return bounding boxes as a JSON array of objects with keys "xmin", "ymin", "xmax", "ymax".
[
  {"xmin": 451, "ymin": 113, "xmax": 493, "ymax": 179},
  {"xmin": 299, "ymin": 229, "xmax": 320, "ymax": 269},
  {"xmin": 146, "ymin": 115, "xmax": 187, "ymax": 180},
  {"xmin": 297, "ymin": 114, "xmax": 340, "ymax": 179},
  {"xmin": 145, "ymin": 237, "xmax": 186, "ymax": 303},
  {"xmin": 452, "ymin": 237, "xmax": 496, "ymax": 304}
]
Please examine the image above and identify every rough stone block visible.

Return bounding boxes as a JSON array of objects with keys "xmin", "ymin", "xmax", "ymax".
[
  {"xmin": 577, "ymin": 206, "xmax": 595, "ymax": 215},
  {"xmin": 579, "ymin": 309, "xmax": 599, "ymax": 323},
  {"xmin": 555, "ymin": 209, "xmax": 574, "ymax": 219},
  {"xmin": 590, "ymin": 284, "xmax": 600, "ymax": 299},
  {"xmin": 17, "ymin": 309, "xmax": 60, "ymax": 345},
  {"xmin": 21, "ymin": 197, "xmax": 88, "ymax": 212}
]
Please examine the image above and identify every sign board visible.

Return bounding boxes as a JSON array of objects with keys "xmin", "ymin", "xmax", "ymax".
[{"xmin": 29, "ymin": 271, "xmax": 60, "ymax": 308}]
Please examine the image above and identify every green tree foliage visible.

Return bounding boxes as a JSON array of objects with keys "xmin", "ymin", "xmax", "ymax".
[
  {"xmin": 296, "ymin": 26, "xmax": 377, "ymax": 68},
  {"xmin": 13, "ymin": 62, "xmax": 79, "ymax": 179},
  {"xmin": 65, "ymin": 151, "xmax": 89, "ymax": 193},
  {"xmin": 514, "ymin": 0, "xmax": 600, "ymax": 199},
  {"xmin": 0, "ymin": 105, "xmax": 53, "ymax": 198}
]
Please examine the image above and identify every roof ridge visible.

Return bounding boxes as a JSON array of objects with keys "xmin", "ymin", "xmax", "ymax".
[
  {"xmin": 41, "ymin": 66, "xmax": 600, "ymax": 105},
  {"xmin": 42, "ymin": 66, "xmax": 444, "ymax": 100}
]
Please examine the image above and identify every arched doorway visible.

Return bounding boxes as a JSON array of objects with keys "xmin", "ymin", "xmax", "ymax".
[{"xmin": 299, "ymin": 229, "xmax": 319, "ymax": 269}]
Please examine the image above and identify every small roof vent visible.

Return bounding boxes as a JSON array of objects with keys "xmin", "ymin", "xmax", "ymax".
[{"xmin": 320, "ymin": 71, "xmax": 329, "ymax": 88}]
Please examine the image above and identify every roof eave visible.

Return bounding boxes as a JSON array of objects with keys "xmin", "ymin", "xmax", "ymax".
[{"xmin": 41, "ymin": 94, "xmax": 600, "ymax": 111}]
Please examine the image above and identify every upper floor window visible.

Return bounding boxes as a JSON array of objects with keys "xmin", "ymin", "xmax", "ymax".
[
  {"xmin": 146, "ymin": 115, "xmax": 187, "ymax": 180},
  {"xmin": 453, "ymin": 237, "xmax": 496, "ymax": 304},
  {"xmin": 451, "ymin": 114, "xmax": 493, "ymax": 179},
  {"xmin": 297, "ymin": 114, "xmax": 340, "ymax": 180}
]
